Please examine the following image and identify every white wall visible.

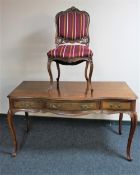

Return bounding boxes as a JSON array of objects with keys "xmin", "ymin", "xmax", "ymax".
[
  {"xmin": 138, "ymin": 0, "xmax": 140, "ymax": 118},
  {"xmin": 0, "ymin": 0, "xmax": 140, "ymax": 120},
  {"xmin": 0, "ymin": 0, "xmax": 2, "ymax": 112}
]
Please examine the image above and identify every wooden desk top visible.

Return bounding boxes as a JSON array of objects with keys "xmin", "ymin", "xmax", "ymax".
[{"xmin": 8, "ymin": 81, "xmax": 137, "ymax": 101}]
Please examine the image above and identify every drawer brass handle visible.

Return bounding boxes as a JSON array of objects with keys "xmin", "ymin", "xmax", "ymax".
[
  {"xmin": 49, "ymin": 104, "xmax": 61, "ymax": 109},
  {"xmin": 109, "ymin": 104, "xmax": 121, "ymax": 109},
  {"xmin": 25, "ymin": 103, "xmax": 31, "ymax": 108},
  {"xmin": 81, "ymin": 104, "xmax": 93, "ymax": 110}
]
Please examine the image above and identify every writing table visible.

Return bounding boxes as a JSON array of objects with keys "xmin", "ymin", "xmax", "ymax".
[{"xmin": 7, "ymin": 81, "xmax": 138, "ymax": 160}]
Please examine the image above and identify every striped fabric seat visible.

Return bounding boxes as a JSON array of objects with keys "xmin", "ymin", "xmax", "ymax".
[
  {"xmin": 47, "ymin": 44, "xmax": 93, "ymax": 59},
  {"xmin": 57, "ymin": 11, "xmax": 89, "ymax": 40}
]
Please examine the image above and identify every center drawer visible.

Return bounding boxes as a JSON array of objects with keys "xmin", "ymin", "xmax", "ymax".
[
  {"xmin": 47, "ymin": 101, "xmax": 99, "ymax": 111},
  {"xmin": 12, "ymin": 99, "xmax": 99, "ymax": 111}
]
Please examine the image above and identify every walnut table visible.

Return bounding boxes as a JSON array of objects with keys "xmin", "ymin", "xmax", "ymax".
[{"xmin": 7, "ymin": 81, "xmax": 138, "ymax": 160}]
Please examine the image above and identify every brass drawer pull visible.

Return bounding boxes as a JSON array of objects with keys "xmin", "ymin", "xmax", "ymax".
[
  {"xmin": 25, "ymin": 103, "xmax": 31, "ymax": 108},
  {"xmin": 49, "ymin": 104, "xmax": 61, "ymax": 109},
  {"xmin": 81, "ymin": 104, "xmax": 94, "ymax": 110},
  {"xmin": 110, "ymin": 104, "xmax": 121, "ymax": 109}
]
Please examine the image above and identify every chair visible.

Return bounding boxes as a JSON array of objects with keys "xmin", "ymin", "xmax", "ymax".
[{"xmin": 47, "ymin": 6, "xmax": 94, "ymax": 91}]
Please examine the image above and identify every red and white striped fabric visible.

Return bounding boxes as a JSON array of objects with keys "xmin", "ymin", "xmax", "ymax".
[
  {"xmin": 47, "ymin": 44, "xmax": 93, "ymax": 58},
  {"xmin": 56, "ymin": 12, "xmax": 89, "ymax": 40}
]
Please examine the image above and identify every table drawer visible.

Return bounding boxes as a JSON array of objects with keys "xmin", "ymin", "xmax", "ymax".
[
  {"xmin": 102, "ymin": 101, "xmax": 131, "ymax": 111},
  {"xmin": 13, "ymin": 100, "xmax": 45, "ymax": 109},
  {"xmin": 47, "ymin": 101, "xmax": 99, "ymax": 111}
]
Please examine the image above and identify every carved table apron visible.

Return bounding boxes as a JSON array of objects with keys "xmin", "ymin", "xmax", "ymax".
[{"xmin": 7, "ymin": 81, "xmax": 138, "ymax": 160}]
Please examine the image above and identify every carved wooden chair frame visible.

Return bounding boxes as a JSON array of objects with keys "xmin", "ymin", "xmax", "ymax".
[{"xmin": 47, "ymin": 7, "xmax": 93, "ymax": 91}]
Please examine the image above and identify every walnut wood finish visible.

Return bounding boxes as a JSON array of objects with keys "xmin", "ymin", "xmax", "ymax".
[
  {"xmin": 47, "ymin": 7, "xmax": 93, "ymax": 91},
  {"xmin": 7, "ymin": 81, "xmax": 138, "ymax": 160}
]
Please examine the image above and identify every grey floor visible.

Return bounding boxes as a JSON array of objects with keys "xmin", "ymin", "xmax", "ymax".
[{"xmin": 0, "ymin": 115, "xmax": 140, "ymax": 175}]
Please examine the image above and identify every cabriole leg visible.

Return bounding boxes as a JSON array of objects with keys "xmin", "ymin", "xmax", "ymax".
[
  {"xmin": 85, "ymin": 61, "xmax": 89, "ymax": 82},
  {"xmin": 89, "ymin": 60, "xmax": 94, "ymax": 93},
  {"xmin": 126, "ymin": 112, "xmax": 137, "ymax": 161},
  {"xmin": 56, "ymin": 62, "xmax": 60, "ymax": 83},
  {"xmin": 47, "ymin": 60, "xmax": 53, "ymax": 82},
  {"xmin": 119, "ymin": 113, "xmax": 123, "ymax": 135},
  {"xmin": 56, "ymin": 82, "xmax": 61, "ymax": 96},
  {"xmin": 25, "ymin": 112, "xmax": 30, "ymax": 133},
  {"xmin": 7, "ymin": 110, "xmax": 17, "ymax": 157}
]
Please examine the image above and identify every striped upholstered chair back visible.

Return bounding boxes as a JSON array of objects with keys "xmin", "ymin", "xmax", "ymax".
[{"xmin": 55, "ymin": 6, "xmax": 90, "ymax": 45}]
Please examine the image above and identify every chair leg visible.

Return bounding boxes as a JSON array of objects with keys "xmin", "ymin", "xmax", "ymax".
[
  {"xmin": 56, "ymin": 82, "xmax": 61, "ymax": 96},
  {"xmin": 85, "ymin": 61, "xmax": 89, "ymax": 82},
  {"xmin": 89, "ymin": 60, "xmax": 94, "ymax": 92},
  {"xmin": 47, "ymin": 60, "xmax": 53, "ymax": 82},
  {"xmin": 56, "ymin": 62, "xmax": 60, "ymax": 83}
]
